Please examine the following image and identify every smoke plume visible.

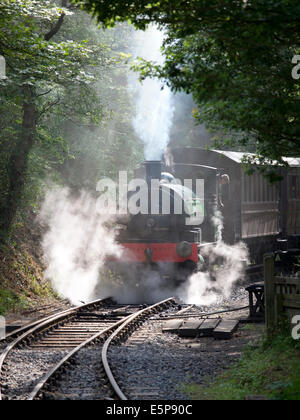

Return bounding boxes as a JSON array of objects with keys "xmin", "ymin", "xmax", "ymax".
[{"xmin": 129, "ymin": 25, "xmax": 175, "ymax": 160}]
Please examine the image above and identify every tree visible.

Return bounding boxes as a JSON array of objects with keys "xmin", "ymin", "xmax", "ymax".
[
  {"xmin": 74, "ymin": 0, "xmax": 300, "ymax": 164},
  {"xmin": 0, "ymin": 0, "xmax": 114, "ymax": 237}
]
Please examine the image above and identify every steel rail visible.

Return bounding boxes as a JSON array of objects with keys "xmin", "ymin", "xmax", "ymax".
[
  {"xmin": 2, "ymin": 313, "xmax": 64, "ymax": 343},
  {"xmin": 29, "ymin": 298, "xmax": 175, "ymax": 400},
  {"xmin": 0, "ymin": 297, "xmax": 112, "ymax": 400},
  {"xmin": 27, "ymin": 312, "xmax": 136, "ymax": 400},
  {"xmin": 2, "ymin": 308, "xmax": 78, "ymax": 344},
  {"xmin": 1, "ymin": 298, "xmax": 113, "ymax": 344},
  {"xmin": 162, "ymin": 305, "xmax": 250, "ymax": 320},
  {"xmin": 101, "ymin": 297, "xmax": 176, "ymax": 401}
]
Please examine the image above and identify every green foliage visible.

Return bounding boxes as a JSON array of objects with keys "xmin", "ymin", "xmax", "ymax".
[
  {"xmin": 183, "ymin": 326, "xmax": 300, "ymax": 400},
  {"xmin": 0, "ymin": 275, "xmax": 55, "ymax": 315},
  {"xmin": 55, "ymin": 18, "xmax": 144, "ymax": 188},
  {"xmin": 0, "ymin": 1, "xmax": 143, "ymax": 235},
  {"xmin": 75, "ymin": 0, "xmax": 300, "ymax": 164},
  {"xmin": 0, "ymin": 236, "xmax": 60, "ymax": 315},
  {"xmin": 0, "ymin": 286, "xmax": 22, "ymax": 315},
  {"xmin": 0, "ymin": 0, "xmax": 109, "ymax": 232}
]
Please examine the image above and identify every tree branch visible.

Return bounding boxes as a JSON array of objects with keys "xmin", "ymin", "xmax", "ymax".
[
  {"xmin": 36, "ymin": 89, "xmax": 53, "ymax": 98},
  {"xmin": 44, "ymin": 0, "xmax": 68, "ymax": 41},
  {"xmin": 44, "ymin": 14, "xmax": 65, "ymax": 41},
  {"xmin": 38, "ymin": 97, "xmax": 61, "ymax": 119}
]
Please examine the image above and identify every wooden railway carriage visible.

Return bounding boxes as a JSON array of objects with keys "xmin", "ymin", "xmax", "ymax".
[{"xmin": 168, "ymin": 148, "xmax": 300, "ymax": 263}]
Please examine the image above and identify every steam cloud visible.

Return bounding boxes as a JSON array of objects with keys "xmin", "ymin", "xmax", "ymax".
[
  {"xmin": 129, "ymin": 25, "xmax": 175, "ymax": 160},
  {"xmin": 178, "ymin": 210, "xmax": 249, "ymax": 306},
  {"xmin": 178, "ymin": 242, "xmax": 249, "ymax": 306},
  {"xmin": 39, "ymin": 187, "xmax": 177, "ymax": 305},
  {"xmin": 39, "ymin": 187, "xmax": 248, "ymax": 307},
  {"xmin": 39, "ymin": 187, "xmax": 123, "ymax": 305}
]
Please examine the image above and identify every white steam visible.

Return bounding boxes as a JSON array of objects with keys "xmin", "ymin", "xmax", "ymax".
[
  {"xmin": 129, "ymin": 26, "xmax": 175, "ymax": 160},
  {"xmin": 39, "ymin": 187, "xmax": 248, "ymax": 307},
  {"xmin": 39, "ymin": 187, "xmax": 123, "ymax": 305},
  {"xmin": 178, "ymin": 242, "xmax": 249, "ymax": 306},
  {"xmin": 178, "ymin": 209, "xmax": 249, "ymax": 305},
  {"xmin": 212, "ymin": 208, "xmax": 224, "ymax": 243}
]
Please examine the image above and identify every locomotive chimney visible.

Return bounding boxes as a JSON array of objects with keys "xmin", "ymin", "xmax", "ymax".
[{"xmin": 144, "ymin": 161, "xmax": 162, "ymax": 186}]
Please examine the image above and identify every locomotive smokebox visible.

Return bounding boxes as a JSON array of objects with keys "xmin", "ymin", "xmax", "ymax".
[{"xmin": 144, "ymin": 161, "xmax": 162, "ymax": 186}]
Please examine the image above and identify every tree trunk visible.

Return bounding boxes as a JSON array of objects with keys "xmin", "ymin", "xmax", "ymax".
[
  {"xmin": 0, "ymin": 5, "xmax": 66, "ymax": 241},
  {"xmin": 0, "ymin": 86, "xmax": 36, "ymax": 239}
]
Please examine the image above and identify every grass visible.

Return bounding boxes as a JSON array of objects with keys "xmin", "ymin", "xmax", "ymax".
[
  {"xmin": 183, "ymin": 326, "xmax": 300, "ymax": 400},
  {"xmin": 0, "ymin": 215, "xmax": 62, "ymax": 317},
  {"xmin": 0, "ymin": 276, "xmax": 56, "ymax": 316},
  {"xmin": 0, "ymin": 285, "xmax": 30, "ymax": 315},
  {"xmin": 0, "ymin": 246, "xmax": 58, "ymax": 316}
]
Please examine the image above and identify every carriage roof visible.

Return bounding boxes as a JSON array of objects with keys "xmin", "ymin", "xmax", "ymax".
[{"xmin": 211, "ymin": 150, "xmax": 300, "ymax": 167}]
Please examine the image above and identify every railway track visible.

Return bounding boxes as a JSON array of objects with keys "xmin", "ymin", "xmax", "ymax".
[
  {"xmin": 0, "ymin": 300, "xmax": 112, "ymax": 346},
  {"xmin": 0, "ymin": 297, "xmax": 177, "ymax": 400},
  {"xmin": 101, "ymin": 298, "xmax": 177, "ymax": 400},
  {"xmin": 0, "ymin": 298, "xmax": 140, "ymax": 400},
  {"xmin": 0, "ymin": 266, "xmax": 262, "ymax": 401}
]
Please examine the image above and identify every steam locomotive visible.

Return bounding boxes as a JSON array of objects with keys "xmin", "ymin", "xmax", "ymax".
[
  {"xmin": 114, "ymin": 148, "xmax": 300, "ymax": 277},
  {"xmin": 115, "ymin": 160, "xmax": 203, "ymax": 281}
]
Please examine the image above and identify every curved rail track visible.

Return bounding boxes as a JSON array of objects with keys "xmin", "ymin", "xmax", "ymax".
[
  {"xmin": 0, "ymin": 264, "xmax": 261, "ymax": 400},
  {"xmin": 101, "ymin": 298, "xmax": 176, "ymax": 400},
  {"xmin": 0, "ymin": 297, "xmax": 177, "ymax": 400},
  {"xmin": 28, "ymin": 297, "xmax": 176, "ymax": 400},
  {"xmin": 0, "ymin": 298, "xmax": 138, "ymax": 400},
  {"xmin": 0, "ymin": 299, "xmax": 116, "ymax": 346}
]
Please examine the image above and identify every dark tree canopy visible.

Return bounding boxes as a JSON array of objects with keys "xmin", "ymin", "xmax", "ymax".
[
  {"xmin": 74, "ymin": 0, "xmax": 300, "ymax": 32},
  {"xmin": 74, "ymin": 0, "xmax": 300, "ymax": 165}
]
